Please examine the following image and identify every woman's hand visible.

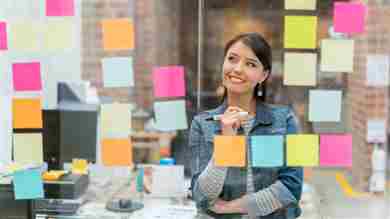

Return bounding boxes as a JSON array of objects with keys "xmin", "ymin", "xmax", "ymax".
[
  {"xmin": 220, "ymin": 106, "xmax": 248, "ymax": 135},
  {"xmin": 210, "ymin": 198, "xmax": 247, "ymax": 214}
]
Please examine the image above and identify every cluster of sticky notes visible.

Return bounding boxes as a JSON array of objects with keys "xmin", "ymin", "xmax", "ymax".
[
  {"xmin": 13, "ymin": 98, "xmax": 42, "ymax": 129},
  {"xmin": 214, "ymin": 134, "xmax": 352, "ymax": 167},
  {"xmin": 309, "ymin": 90, "xmax": 342, "ymax": 122},
  {"xmin": 101, "ymin": 103, "xmax": 132, "ymax": 138},
  {"xmin": 102, "ymin": 19, "xmax": 134, "ymax": 51},
  {"xmin": 101, "ymin": 139, "xmax": 133, "ymax": 166},
  {"xmin": 13, "ymin": 168, "xmax": 44, "ymax": 200},
  {"xmin": 12, "ymin": 62, "xmax": 42, "ymax": 91},
  {"xmin": 285, "ymin": 0, "xmax": 317, "ymax": 10},
  {"xmin": 102, "ymin": 57, "xmax": 134, "ymax": 87},
  {"xmin": 154, "ymin": 100, "xmax": 188, "ymax": 131},
  {"xmin": 283, "ymin": 52, "xmax": 317, "ymax": 86},
  {"xmin": 153, "ymin": 66, "xmax": 185, "ymax": 98}
]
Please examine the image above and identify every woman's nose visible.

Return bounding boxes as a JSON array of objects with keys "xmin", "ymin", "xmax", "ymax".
[{"xmin": 233, "ymin": 61, "xmax": 244, "ymax": 73}]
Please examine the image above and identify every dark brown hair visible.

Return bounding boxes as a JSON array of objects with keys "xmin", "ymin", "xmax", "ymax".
[{"xmin": 221, "ymin": 32, "xmax": 272, "ymax": 102}]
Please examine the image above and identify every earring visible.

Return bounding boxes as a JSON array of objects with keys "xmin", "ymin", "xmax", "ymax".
[{"xmin": 257, "ymin": 83, "xmax": 262, "ymax": 96}]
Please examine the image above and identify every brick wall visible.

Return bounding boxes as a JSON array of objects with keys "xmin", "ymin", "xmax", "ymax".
[{"xmin": 348, "ymin": 2, "xmax": 389, "ymax": 191}]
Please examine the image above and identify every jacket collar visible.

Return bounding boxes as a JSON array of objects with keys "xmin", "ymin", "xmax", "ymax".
[{"xmin": 205, "ymin": 100, "xmax": 273, "ymax": 132}]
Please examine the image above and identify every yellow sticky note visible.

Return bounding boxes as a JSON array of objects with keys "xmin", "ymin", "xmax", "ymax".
[
  {"xmin": 72, "ymin": 159, "xmax": 88, "ymax": 175},
  {"xmin": 285, "ymin": 0, "xmax": 317, "ymax": 10},
  {"xmin": 13, "ymin": 98, "xmax": 42, "ymax": 129},
  {"xmin": 101, "ymin": 139, "xmax": 133, "ymax": 166},
  {"xmin": 284, "ymin": 52, "xmax": 317, "ymax": 86},
  {"xmin": 320, "ymin": 39, "xmax": 354, "ymax": 73},
  {"xmin": 13, "ymin": 133, "xmax": 43, "ymax": 164},
  {"xmin": 284, "ymin": 16, "xmax": 317, "ymax": 49},
  {"xmin": 10, "ymin": 22, "xmax": 40, "ymax": 51},
  {"xmin": 102, "ymin": 19, "xmax": 134, "ymax": 50},
  {"xmin": 101, "ymin": 103, "xmax": 132, "ymax": 138},
  {"xmin": 214, "ymin": 136, "xmax": 246, "ymax": 167},
  {"xmin": 44, "ymin": 19, "xmax": 74, "ymax": 51},
  {"xmin": 286, "ymin": 134, "xmax": 319, "ymax": 166}
]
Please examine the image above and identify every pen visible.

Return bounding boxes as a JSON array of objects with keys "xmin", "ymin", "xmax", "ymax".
[{"xmin": 205, "ymin": 111, "xmax": 249, "ymax": 121}]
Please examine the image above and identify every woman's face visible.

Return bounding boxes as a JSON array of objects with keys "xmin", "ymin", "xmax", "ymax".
[{"xmin": 222, "ymin": 41, "xmax": 268, "ymax": 96}]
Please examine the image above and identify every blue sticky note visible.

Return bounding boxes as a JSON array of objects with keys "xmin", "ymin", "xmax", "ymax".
[
  {"xmin": 154, "ymin": 100, "xmax": 188, "ymax": 131},
  {"xmin": 13, "ymin": 169, "xmax": 44, "ymax": 200},
  {"xmin": 251, "ymin": 136, "xmax": 284, "ymax": 167},
  {"xmin": 309, "ymin": 90, "xmax": 342, "ymax": 122},
  {"xmin": 102, "ymin": 57, "xmax": 134, "ymax": 87}
]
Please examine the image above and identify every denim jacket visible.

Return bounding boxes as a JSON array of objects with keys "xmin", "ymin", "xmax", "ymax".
[{"xmin": 189, "ymin": 101, "xmax": 303, "ymax": 219}]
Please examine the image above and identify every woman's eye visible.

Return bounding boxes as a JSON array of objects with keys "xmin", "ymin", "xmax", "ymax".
[
  {"xmin": 228, "ymin": 56, "xmax": 236, "ymax": 61},
  {"xmin": 247, "ymin": 62, "xmax": 256, "ymax": 68}
]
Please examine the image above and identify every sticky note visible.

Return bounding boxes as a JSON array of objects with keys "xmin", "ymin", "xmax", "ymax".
[
  {"xmin": 12, "ymin": 62, "xmax": 42, "ymax": 91},
  {"xmin": 366, "ymin": 55, "xmax": 389, "ymax": 86},
  {"xmin": 151, "ymin": 165, "xmax": 185, "ymax": 197},
  {"xmin": 334, "ymin": 2, "xmax": 366, "ymax": 34},
  {"xmin": 13, "ymin": 98, "xmax": 42, "ymax": 129},
  {"xmin": 284, "ymin": 52, "xmax": 317, "ymax": 86},
  {"xmin": 285, "ymin": 0, "xmax": 316, "ymax": 10},
  {"xmin": 102, "ymin": 57, "xmax": 134, "ymax": 87},
  {"xmin": 13, "ymin": 169, "xmax": 44, "ymax": 200},
  {"xmin": 309, "ymin": 90, "xmax": 342, "ymax": 122},
  {"xmin": 102, "ymin": 19, "xmax": 134, "ymax": 50},
  {"xmin": 0, "ymin": 96, "xmax": 12, "ymax": 164},
  {"xmin": 101, "ymin": 103, "xmax": 132, "ymax": 138},
  {"xmin": 153, "ymin": 66, "xmax": 185, "ymax": 97},
  {"xmin": 101, "ymin": 139, "xmax": 133, "ymax": 166},
  {"xmin": 46, "ymin": 0, "xmax": 74, "ymax": 16},
  {"xmin": 286, "ymin": 134, "xmax": 319, "ymax": 166},
  {"xmin": 13, "ymin": 133, "xmax": 43, "ymax": 164},
  {"xmin": 44, "ymin": 20, "xmax": 74, "ymax": 51},
  {"xmin": 214, "ymin": 135, "xmax": 246, "ymax": 167},
  {"xmin": 251, "ymin": 136, "xmax": 284, "ymax": 167},
  {"xmin": 71, "ymin": 159, "xmax": 88, "ymax": 175},
  {"xmin": 0, "ymin": 22, "xmax": 7, "ymax": 50},
  {"xmin": 154, "ymin": 100, "xmax": 188, "ymax": 131},
  {"xmin": 367, "ymin": 119, "xmax": 386, "ymax": 143},
  {"xmin": 284, "ymin": 16, "xmax": 317, "ymax": 49},
  {"xmin": 320, "ymin": 39, "xmax": 354, "ymax": 73},
  {"xmin": 10, "ymin": 22, "xmax": 40, "ymax": 51},
  {"xmin": 320, "ymin": 134, "xmax": 352, "ymax": 167}
]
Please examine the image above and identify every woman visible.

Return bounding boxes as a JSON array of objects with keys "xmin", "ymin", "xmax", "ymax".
[{"xmin": 189, "ymin": 33, "xmax": 303, "ymax": 219}]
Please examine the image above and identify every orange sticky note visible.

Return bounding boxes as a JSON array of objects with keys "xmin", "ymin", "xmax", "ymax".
[
  {"xmin": 214, "ymin": 136, "xmax": 246, "ymax": 167},
  {"xmin": 102, "ymin": 19, "xmax": 134, "ymax": 51},
  {"xmin": 102, "ymin": 139, "xmax": 133, "ymax": 166},
  {"xmin": 13, "ymin": 98, "xmax": 42, "ymax": 129}
]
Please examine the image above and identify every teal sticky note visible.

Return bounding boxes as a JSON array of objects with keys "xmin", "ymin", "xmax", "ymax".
[
  {"xmin": 309, "ymin": 90, "xmax": 342, "ymax": 122},
  {"xmin": 154, "ymin": 100, "xmax": 188, "ymax": 131},
  {"xmin": 13, "ymin": 169, "xmax": 44, "ymax": 200},
  {"xmin": 102, "ymin": 57, "xmax": 134, "ymax": 87},
  {"xmin": 251, "ymin": 136, "xmax": 284, "ymax": 167}
]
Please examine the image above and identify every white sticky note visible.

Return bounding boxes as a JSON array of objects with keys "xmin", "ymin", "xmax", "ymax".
[
  {"xmin": 366, "ymin": 55, "xmax": 389, "ymax": 86},
  {"xmin": 44, "ymin": 19, "xmax": 75, "ymax": 51},
  {"xmin": 367, "ymin": 119, "xmax": 386, "ymax": 143},
  {"xmin": 13, "ymin": 133, "xmax": 43, "ymax": 164},
  {"xmin": 101, "ymin": 103, "xmax": 132, "ymax": 138},
  {"xmin": 9, "ymin": 21, "xmax": 41, "ymax": 51},
  {"xmin": 151, "ymin": 165, "xmax": 185, "ymax": 197},
  {"xmin": 154, "ymin": 100, "xmax": 188, "ymax": 131},
  {"xmin": 285, "ymin": 0, "xmax": 317, "ymax": 10},
  {"xmin": 284, "ymin": 52, "xmax": 317, "ymax": 86},
  {"xmin": 0, "ymin": 96, "xmax": 12, "ymax": 164},
  {"xmin": 309, "ymin": 90, "xmax": 342, "ymax": 122},
  {"xmin": 320, "ymin": 39, "xmax": 354, "ymax": 73}
]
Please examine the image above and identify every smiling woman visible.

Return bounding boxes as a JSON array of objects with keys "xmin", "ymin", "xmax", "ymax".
[{"xmin": 189, "ymin": 33, "xmax": 303, "ymax": 219}]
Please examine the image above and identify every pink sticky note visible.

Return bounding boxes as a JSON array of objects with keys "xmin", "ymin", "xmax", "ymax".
[
  {"xmin": 153, "ymin": 66, "xmax": 185, "ymax": 98},
  {"xmin": 320, "ymin": 134, "xmax": 352, "ymax": 167},
  {"xmin": 12, "ymin": 62, "xmax": 42, "ymax": 91},
  {"xmin": 46, "ymin": 0, "xmax": 74, "ymax": 16},
  {"xmin": 0, "ymin": 22, "xmax": 7, "ymax": 50},
  {"xmin": 334, "ymin": 2, "xmax": 366, "ymax": 34}
]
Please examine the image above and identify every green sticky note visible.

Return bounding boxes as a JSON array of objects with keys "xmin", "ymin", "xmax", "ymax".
[
  {"xmin": 286, "ymin": 134, "xmax": 319, "ymax": 166},
  {"xmin": 284, "ymin": 16, "xmax": 317, "ymax": 49}
]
